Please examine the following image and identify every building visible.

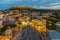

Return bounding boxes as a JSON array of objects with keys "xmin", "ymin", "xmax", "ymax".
[
  {"xmin": 42, "ymin": 13, "xmax": 52, "ymax": 18},
  {"xmin": 55, "ymin": 21, "xmax": 60, "ymax": 33},
  {"xmin": 47, "ymin": 30, "xmax": 60, "ymax": 40}
]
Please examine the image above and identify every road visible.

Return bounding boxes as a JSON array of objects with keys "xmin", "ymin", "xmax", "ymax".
[{"xmin": 15, "ymin": 26, "xmax": 43, "ymax": 40}]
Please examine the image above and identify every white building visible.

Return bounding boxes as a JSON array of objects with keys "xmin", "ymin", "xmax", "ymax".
[{"xmin": 55, "ymin": 21, "xmax": 60, "ymax": 33}]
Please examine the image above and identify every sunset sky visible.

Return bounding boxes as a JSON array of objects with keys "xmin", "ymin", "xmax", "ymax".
[{"xmin": 0, "ymin": 0, "xmax": 60, "ymax": 10}]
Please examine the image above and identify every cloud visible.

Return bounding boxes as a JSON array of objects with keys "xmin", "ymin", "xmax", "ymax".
[
  {"xmin": 40, "ymin": 5, "xmax": 60, "ymax": 9},
  {"xmin": 40, "ymin": 6, "xmax": 48, "ymax": 9},
  {"xmin": 39, "ymin": 1, "xmax": 60, "ymax": 9},
  {"xmin": 49, "ymin": 2, "xmax": 60, "ymax": 5},
  {"xmin": 34, "ymin": 5, "xmax": 38, "ymax": 8},
  {"xmin": 50, "ymin": 5, "xmax": 60, "ymax": 9}
]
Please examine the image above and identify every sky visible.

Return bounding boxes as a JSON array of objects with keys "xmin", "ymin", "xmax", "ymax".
[{"xmin": 0, "ymin": 0, "xmax": 60, "ymax": 10}]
